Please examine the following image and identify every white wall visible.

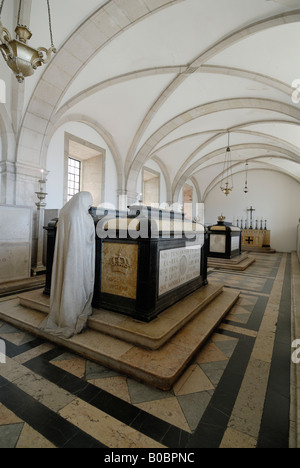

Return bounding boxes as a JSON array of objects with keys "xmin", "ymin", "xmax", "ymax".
[
  {"xmin": 205, "ymin": 170, "xmax": 300, "ymax": 252},
  {"xmin": 46, "ymin": 122, "xmax": 118, "ymax": 210}
]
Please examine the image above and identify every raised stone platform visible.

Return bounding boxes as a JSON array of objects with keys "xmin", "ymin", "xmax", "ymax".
[
  {"xmin": 208, "ymin": 253, "xmax": 256, "ymax": 271},
  {"xmin": 19, "ymin": 283, "xmax": 223, "ymax": 350},
  {"xmin": 242, "ymin": 246, "xmax": 276, "ymax": 254},
  {"xmin": 0, "ymin": 284, "xmax": 239, "ymax": 390}
]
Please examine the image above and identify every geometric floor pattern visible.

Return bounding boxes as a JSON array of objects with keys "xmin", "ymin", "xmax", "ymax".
[{"xmin": 0, "ymin": 252, "xmax": 292, "ymax": 448}]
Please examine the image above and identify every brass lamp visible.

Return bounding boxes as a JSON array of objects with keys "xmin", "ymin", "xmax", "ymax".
[
  {"xmin": 0, "ymin": 0, "xmax": 56, "ymax": 83},
  {"xmin": 244, "ymin": 161, "xmax": 249, "ymax": 193},
  {"xmin": 220, "ymin": 132, "xmax": 234, "ymax": 196}
]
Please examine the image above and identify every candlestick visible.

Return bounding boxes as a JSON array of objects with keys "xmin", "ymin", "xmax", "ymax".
[{"xmin": 32, "ymin": 170, "xmax": 49, "ymax": 276}]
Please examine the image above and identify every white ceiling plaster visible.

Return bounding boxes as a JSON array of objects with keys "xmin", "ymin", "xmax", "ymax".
[
  {"xmin": 65, "ymin": 73, "xmax": 176, "ymax": 157},
  {"xmin": 137, "ymin": 73, "xmax": 291, "ymax": 149},
  {"xmin": 206, "ymin": 22, "xmax": 300, "ymax": 85},
  {"xmin": 60, "ymin": 0, "xmax": 289, "ymax": 108},
  {"xmin": 2, "ymin": 0, "xmax": 300, "ymax": 201}
]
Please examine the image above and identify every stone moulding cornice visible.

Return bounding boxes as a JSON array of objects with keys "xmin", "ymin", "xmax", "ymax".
[{"xmin": 0, "ymin": 161, "xmax": 16, "ymax": 174}]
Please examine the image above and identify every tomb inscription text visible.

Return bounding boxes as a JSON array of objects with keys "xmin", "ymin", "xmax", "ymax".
[{"xmin": 159, "ymin": 246, "xmax": 201, "ymax": 296}]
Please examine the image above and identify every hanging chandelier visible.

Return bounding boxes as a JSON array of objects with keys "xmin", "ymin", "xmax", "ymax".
[
  {"xmin": 0, "ymin": 0, "xmax": 56, "ymax": 83},
  {"xmin": 244, "ymin": 161, "xmax": 249, "ymax": 193},
  {"xmin": 220, "ymin": 132, "xmax": 234, "ymax": 196}
]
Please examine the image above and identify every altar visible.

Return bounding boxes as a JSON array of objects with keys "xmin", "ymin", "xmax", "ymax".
[
  {"xmin": 237, "ymin": 206, "xmax": 275, "ymax": 253},
  {"xmin": 45, "ymin": 205, "xmax": 208, "ymax": 323},
  {"xmin": 241, "ymin": 229, "xmax": 270, "ymax": 249}
]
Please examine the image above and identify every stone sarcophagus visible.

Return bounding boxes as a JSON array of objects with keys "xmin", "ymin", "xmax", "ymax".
[
  {"xmin": 44, "ymin": 205, "xmax": 208, "ymax": 323},
  {"xmin": 92, "ymin": 205, "xmax": 208, "ymax": 322},
  {"xmin": 207, "ymin": 216, "xmax": 241, "ymax": 260}
]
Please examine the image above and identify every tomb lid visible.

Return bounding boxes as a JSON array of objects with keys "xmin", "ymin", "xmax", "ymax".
[
  {"xmin": 96, "ymin": 204, "xmax": 205, "ymax": 239},
  {"xmin": 208, "ymin": 215, "xmax": 241, "ymax": 232}
]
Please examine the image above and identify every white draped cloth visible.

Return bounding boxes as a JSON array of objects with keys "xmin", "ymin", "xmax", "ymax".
[{"xmin": 41, "ymin": 192, "xmax": 95, "ymax": 338}]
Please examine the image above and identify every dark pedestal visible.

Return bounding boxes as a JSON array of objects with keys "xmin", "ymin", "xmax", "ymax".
[
  {"xmin": 43, "ymin": 218, "xmax": 58, "ymax": 296},
  {"xmin": 207, "ymin": 221, "xmax": 241, "ymax": 260},
  {"xmin": 92, "ymin": 205, "xmax": 208, "ymax": 322}
]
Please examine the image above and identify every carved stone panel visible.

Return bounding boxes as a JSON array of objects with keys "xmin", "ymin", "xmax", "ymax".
[
  {"xmin": 101, "ymin": 242, "xmax": 138, "ymax": 299},
  {"xmin": 209, "ymin": 234, "xmax": 226, "ymax": 253},
  {"xmin": 231, "ymin": 236, "xmax": 240, "ymax": 251},
  {"xmin": 0, "ymin": 206, "xmax": 32, "ymax": 283},
  {"xmin": 158, "ymin": 245, "xmax": 201, "ymax": 296}
]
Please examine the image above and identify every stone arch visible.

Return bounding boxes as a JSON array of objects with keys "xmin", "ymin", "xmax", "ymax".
[
  {"xmin": 203, "ymin": 164, "xmax": 300, "ymax": 202},
  {"xmin": 126, "ymin": 97, "xmax": 300, "ymax": 196},
  {"xmin": 171, "ymin": 124, "xmax": 300, "ymax": 194},
  {"xmin": 43, "ymin": 113, "xmax": 124, "ymax": 192},
  {"xmin": 16, "ymin": 0, "xmax": 184, "ymax": 167},
  {"xmin": 172, "ymin": 142, "xmax": 300, "ymax": 202},
  {"xmin": 124, "ymin": 9, "xmax": 300, "ymax": 177}
]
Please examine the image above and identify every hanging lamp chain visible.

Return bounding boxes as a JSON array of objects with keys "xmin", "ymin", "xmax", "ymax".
[
  {"xmin": 17, "ymin": 0, "xmax": 22, "ymax": 26},
  {"xmin": 0, "ymin": 0, "xmax": 56, "ymax": 83},
  {"xmin": 47, "ymin": 0, "xmax": 55, "ymax": 48},
  {"xmin": 0, "ymin": 0, "xmax": 4, "ymax": 18},
  {"xmin": 13, "ymin": 0, "xmax": 55, "ymax": 48}
]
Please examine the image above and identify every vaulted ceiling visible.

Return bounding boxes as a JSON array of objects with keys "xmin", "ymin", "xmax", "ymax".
[{"xmin": 2, "ymin": 0, "xmax": 300, "ymax": 202}]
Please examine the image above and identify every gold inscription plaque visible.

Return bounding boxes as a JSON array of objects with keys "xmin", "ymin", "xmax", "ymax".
[{"xmin": 101, "ymin": 243, "xmax": 138, "ymax": 299}]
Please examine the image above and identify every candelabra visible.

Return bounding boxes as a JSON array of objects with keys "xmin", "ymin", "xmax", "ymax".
[{"xmin": 32, "ymin": 169, "xmax": 48, "ymax": 276}]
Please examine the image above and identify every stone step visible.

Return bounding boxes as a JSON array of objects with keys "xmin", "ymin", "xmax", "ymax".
[
  {"xmin": 242, "ymin": 246, "xmax": 276, "ymax": 254},
  {"xmin": 18, "ymin": 283, "xmax": 224, "ymax": 350},
  {"xmin": 208, "ymin": 255, "xmax": 256, "ymax": 271},
  {"xmin": 0, "ymin": 275, "xmax": 46, "ymax": 298},
  {"xmin": 0, "ymin": 287, "xmax": 239, "ymax": 391}
]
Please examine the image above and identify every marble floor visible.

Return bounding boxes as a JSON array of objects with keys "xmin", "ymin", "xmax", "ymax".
[{"xmin": 0, "ymin": 252, "xmax": 297, "ymax": 448}]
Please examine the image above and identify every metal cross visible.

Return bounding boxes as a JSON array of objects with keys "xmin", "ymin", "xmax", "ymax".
[{"xmin": 247, "ymin": 206, "xmax": 255, "ymax": 229}]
